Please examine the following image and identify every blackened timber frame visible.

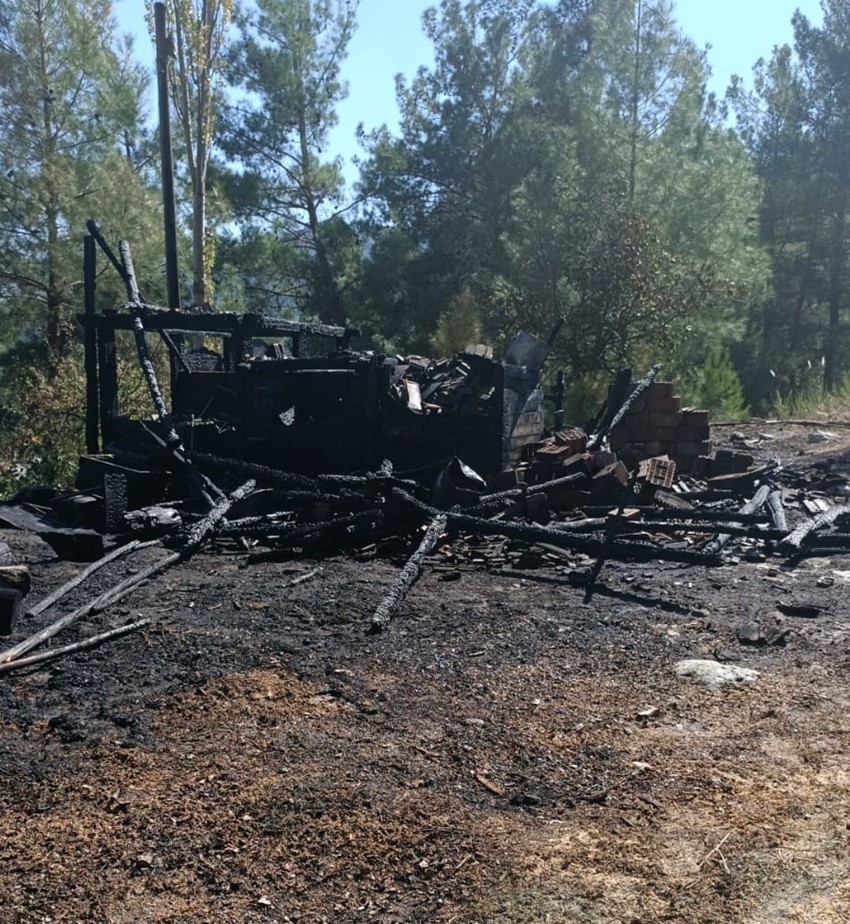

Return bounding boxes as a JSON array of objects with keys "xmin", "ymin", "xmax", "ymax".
[{"xmin": 80, "ymin": 304, "xmax": 362, "ymax": 460}]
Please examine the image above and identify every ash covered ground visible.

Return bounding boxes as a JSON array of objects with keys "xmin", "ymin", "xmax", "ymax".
[{"xmin": 1, "ymin": 421, "xmax": 850, "ymax": 923}]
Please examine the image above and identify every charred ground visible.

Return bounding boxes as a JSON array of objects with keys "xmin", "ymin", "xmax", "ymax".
[{"xmin": 1, "ymin": 421, "xmax": 850, "ymax": 923}]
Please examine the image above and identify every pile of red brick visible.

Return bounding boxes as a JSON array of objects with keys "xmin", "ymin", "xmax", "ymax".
[{"xmin": 609, "ymin": 381, "xmax": 711, "ymax": 474}]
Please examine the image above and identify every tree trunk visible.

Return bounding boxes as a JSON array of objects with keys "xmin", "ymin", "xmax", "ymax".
[
  {"xmin": 40, "ymin": 9, "xmax": 65, "ymax": 366},
  {"xmin": 298, "ymin": 109, "xmax": 345, "ymax": 326},
  {"xmin": 824, "ymin": 201, "xmax": 846, "ymax": 391}
]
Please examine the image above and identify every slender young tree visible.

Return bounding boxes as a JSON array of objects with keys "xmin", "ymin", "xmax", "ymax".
[{"xmin": 155, "ymin": 0, "xmax": 234, "ymax": 306}]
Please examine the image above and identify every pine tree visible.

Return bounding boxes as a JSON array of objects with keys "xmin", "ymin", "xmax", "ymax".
[{"xmin": 0, "ymin": 0, "xmax": 160, "ymax": 361}]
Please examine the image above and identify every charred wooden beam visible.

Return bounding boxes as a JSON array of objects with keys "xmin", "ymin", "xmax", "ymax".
[
  {"xmin": 390, "ymin": 488, "xmax": 722, "ymax": 566},
  {"xmin": 95, "ymin": 306, "xmax": 354, "ymax": 342},
  {"xmin": 645, "ymin": 509, "xmax": 771, "ymax": 525},
  {"xmin": 0, "ymin": 548, "xmax": 179, "ymax": 666},
  {"xmin": 0, "ymin": 618, "xmax": 150, "ymax": 675},
  {"xmin": 780, "ymin": 501, "xmax": 850, "ymax": 550},
  {"xmin": 800, "ymin": 532, "xmax": 850, "ymax": 548},
  {"xmin": 235, "ymin": 508, "xmax": 385, "ymax": 542},
  {"xmin": 765, "ymin": 490, "xmax": 788, "ymax": 533},
  {"xmin": 25, "ymin": 539, "xmax": 159, "ymax": 622},
  {"xmin": 120, "ymin": 239, "xmax": 171, "ymax": 425},
  {"xmin": 600, "ymin": 520, "xmax": 786, "ymax": 542},
  {"xmin": 0, "ymin": 483, "xmax": 251, "ymax": 667},
  {"xmin": 369, "ymin": 515, "xmax": 447, "ymax": 633},
  {"xmin": 175, "ymin": 480, "xmax": 257, "ymax": 553},
  {"xmin": 703, "ymin": 484, "xmax": 771, "ymax": 556},
  {"xmin": 192, "ymin": 453, "xmax": 322, "ymax": 492},
  {"xmin": 465, "ymin": 471, "xmax": 589, "ymax": 515}
]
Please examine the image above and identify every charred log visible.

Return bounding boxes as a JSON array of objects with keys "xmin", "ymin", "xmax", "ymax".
[{"xmin": 369, "ymin": 515, "xmax": 447, "ymax": 634}]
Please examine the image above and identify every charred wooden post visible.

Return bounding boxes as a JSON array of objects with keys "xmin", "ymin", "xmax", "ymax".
[
  {"xmin": 96, "ymin": 315, "xmax": 119, "ymax": 447},
  {"xmin": 369, "ymin": 514, "xmax": 447, "ymax": 634},
  {"xmin": 588, "ymin": 365, "xmax": 661, "ymax": 450},
  {"xmin": 583, "ymin": 528, "xmax": 617, "ymax": 604},
  {"xmin": 83, "ymin": 233, "xmax": 99, "ymax": 453},
  {"xmin": 85, "ymin": 220, "xmax": 129, "ymax": 282},
  {"xmin": 586, "ymin": 368, "xmax": 632, "ymax": 440},
  {"xmin": 0, "ymin": 589, "xmax": 22, "ymax": 636},
  {"xmin": 552, "ymin": 370, "xmax": 566, "ymax": 431}
]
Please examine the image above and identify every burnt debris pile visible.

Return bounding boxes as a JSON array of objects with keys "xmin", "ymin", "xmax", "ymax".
[{"xmin": 1, "ymin": 228, "xmax": 850, "ymax": 668}]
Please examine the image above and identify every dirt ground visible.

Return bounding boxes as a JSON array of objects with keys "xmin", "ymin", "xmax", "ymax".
[{"xmin": 2, "ymin": 420, "xmax": 850, "ymax": 923}]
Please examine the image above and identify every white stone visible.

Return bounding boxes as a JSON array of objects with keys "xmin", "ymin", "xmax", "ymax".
[{"xmin": 674, "ymin": 659, "xmax": 759, "ymax": 690}]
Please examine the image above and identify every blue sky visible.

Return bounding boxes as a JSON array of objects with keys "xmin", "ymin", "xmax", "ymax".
[{"xmin": 116, "ymin": 0, "xmax": 824, "ymax": 182}]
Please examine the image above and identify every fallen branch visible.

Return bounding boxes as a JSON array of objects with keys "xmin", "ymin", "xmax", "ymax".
[
  {"xmin": 697, "ymin": 831, "xmax": 732, "ymax": 873},
  {"xmin": 369, "ymin": 514, "xmax": 447, "ymax": 633}
]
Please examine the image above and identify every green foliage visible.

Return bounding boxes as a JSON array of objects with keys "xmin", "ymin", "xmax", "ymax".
[
  {"xmin": 220, "ymin": 0, "xmax": 360, "ymax": 323},
  {"xmin": 0, "ymin": 0, "xmax": 162, "ymax": 358},
  {"xmin": 360, "ymin": 0, "xmax": 768, "ymax": 391},
  {"xmin": 359, "ymin": 0, "xmax": 540, "ymax": 344},
  {"xmin": 690, "ymin": 347, "xmax": 749, "ymax": 420},
  {"xmin": 432, "ymin": 287, "xmax": 484, "ymax": 357},
  {"xmin": 0, "ymin": 350, "xmax": 87, "ymax": 495},
  {"xmin": 731, "ymin": 0, "xmax": 850, "ymax": 402},
  {"xmin": 0, "ymin": 333, "xmax": 168, "ymax": 498}
]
